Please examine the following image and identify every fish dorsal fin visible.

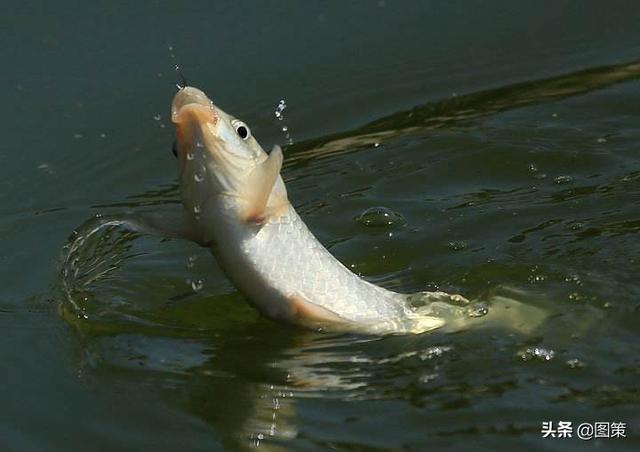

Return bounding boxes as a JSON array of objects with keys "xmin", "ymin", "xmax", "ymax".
[{"xmin": 241, "ymin": 145, "xmax": 288, "ymax": 223}]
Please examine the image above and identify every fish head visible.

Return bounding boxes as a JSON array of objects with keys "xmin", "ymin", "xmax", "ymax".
[{"xmin": 171, "ymin": 86, "xmax": 287, "ymax": 225}]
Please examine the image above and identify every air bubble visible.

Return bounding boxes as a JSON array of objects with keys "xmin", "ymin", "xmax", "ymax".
[
  {"xmin": 554, "ymin": 175, "xmax": 574, "ymax": 185},
  {"xmin": 449, "ymin": 294, "xmax": 469, "ymax": 305},
  {"xmin": 356, "ymin": 206, "xmax": 404, "ymax": 227},
  {"xmin": 448, "ymin": 240, "xmax": 468, "ymax": 251},
  {"xmin": 186, "ymin": 153, "xmax": 194, "ymax": 160},
  {"xmin": 466, "ymin": 302, "xmax": 488, "ymax": 318},
  {"xmin": 194, "ymin": 173, "xmax": 204, "ymax": 182}
]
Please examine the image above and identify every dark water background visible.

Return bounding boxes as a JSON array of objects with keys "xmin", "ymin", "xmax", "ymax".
[{"xmin": 2, "ymin": 1, "xmax": 640, "ymax": 450}]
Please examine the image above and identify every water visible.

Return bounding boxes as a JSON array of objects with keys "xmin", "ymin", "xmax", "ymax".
[{"xmin": 2, "ymin": 1, "xmax": 640, "ymax": 450}]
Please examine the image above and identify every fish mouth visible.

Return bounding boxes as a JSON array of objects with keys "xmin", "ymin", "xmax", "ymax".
[
  {"xmin": 171, "ymin": 87, "xmax": 219, "ymax": 147},
  {"xmin": 171, "ymin": 86, "xmax": 217, "ymax": 121},
  {"xmin": 170, "ymin": 87, "xmax": 242, "ymax": 207}
]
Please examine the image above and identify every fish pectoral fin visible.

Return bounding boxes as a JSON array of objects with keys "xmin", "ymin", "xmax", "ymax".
[
  {"xmin": 288, "ymin": 293, "xmax": 350, "ymax": 326},
  {"xmin": 241, "ymin": 145, "xmax": 284, "ymax": 223},
  {"xmin": 120, "ymin": 208, "xmax": 212, "ymax": 247}
]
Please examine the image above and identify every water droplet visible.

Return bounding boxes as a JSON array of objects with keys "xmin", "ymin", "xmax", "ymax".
[
  {"xmin": 274, "ymin": 99, "xmax": 287, "ymax": 119},
  {"xmin": 466, "ymin": 302, "xmax": 489, "ymax": 318},
  {"xmin": 564, "ymin": 274, "xmax": 582, "ymax": 285},
  {"xmin": 528, "ymin": 266, "xmax": 546, "ymax": 283},
  {"xmin": 194, "ymin": 173, "xmax": 204, "ymax": 182},
  {"xmin": 554, "ymin": 175, "xmax": 574, "ymax": 185},
  {"xmin": 566, "ymin": 358, "xmax": 585, "ymax": 369},
  {"xmin": 191, "ymin": 279, "xmax": 204, "ymax": 292},
  {"xmin": 186, "ymin": 256, "xmax": 196, "ymax": 269},
  {"xmin": 373, "ymin": 142, "xmax": 380, "ymax": 148},
  {"xmin": 517, "ymin": 347, "xmax": 555, "ymax": 362},
  {"xmin": 193, "ymin": 205, "xmax": 201, "ymax": 214},
  {"xmin": 274, "ymin": 99, "xmax": 293, "ymax": 144},
  {"xmin": 596, "ymin": 137, "xmax": 607, "ymax": 143},
  {"xmin": 153, "ymin": 114, "xmax": 161, "ymax": 121},
  {"xmin": 73, "ymin": 133, "xmax": 83, "ymax": 139},
  {"xmin": 186, "ymin": 153, "xmax": 194, "ymax": 161},
  {"xmin": 99, "ymin": 133, "xmax": 106, "ymax": 139},
  {"xmin": 529, "ymin": 273, "xmax": 546, "ymax": 283},
  {"xmin": 568, "ymin": 292, "xmax": 584, "ymax": 302},
  {"xmin": 551, "ymin": 113, "xmax": 558, "ymax": 118},
  {"xmin": 528, "ymin": 163, "xmax": 538, "ymax": 173},
  {"xmin": 356, "ymin": 206, "xmax": 404, "ymax": 227}
]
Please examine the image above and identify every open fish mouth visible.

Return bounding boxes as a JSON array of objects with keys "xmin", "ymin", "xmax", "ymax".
[{"xmin": 171, "ymin": 86, "xmax": 217, "ymax": 121}]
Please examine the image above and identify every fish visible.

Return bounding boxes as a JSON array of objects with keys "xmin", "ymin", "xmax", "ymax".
[
  {"xmin": 59, "ymin": 85, "xmax": 550, "ymax": 335},
  {"xmin": 163, "ymin": 86, "xmax": 482, "ymax": 334}
]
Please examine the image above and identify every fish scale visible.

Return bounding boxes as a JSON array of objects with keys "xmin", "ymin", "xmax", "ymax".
[{"xmin": 239, "ymin": 208, "xmax": 412, "ymax": 322}]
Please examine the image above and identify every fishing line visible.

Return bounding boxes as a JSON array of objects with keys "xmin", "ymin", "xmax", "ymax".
[{"xmin": 168, "ymin": 44, "xmax": 188, "ymax": 90}]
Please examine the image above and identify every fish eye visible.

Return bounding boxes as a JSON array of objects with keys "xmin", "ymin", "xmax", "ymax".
[{"xmin": 232, "ymin": 120, "xmax": 251, "ymax": 140}]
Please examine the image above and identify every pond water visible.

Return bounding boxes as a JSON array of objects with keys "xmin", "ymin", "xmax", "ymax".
[{"xmin": 2, "ymin": 1, "xmax": 640, "ymax": 450}]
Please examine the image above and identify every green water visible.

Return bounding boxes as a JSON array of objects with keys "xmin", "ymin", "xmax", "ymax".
[{"xmin": 2, "ymin": 1, "xmax": 640, "ymax": 450}]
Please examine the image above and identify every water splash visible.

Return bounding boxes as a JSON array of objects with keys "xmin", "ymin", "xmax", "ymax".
[
  {"xmin": 517, "ymin": 346, "xmax": 555, "ymax": 362},
  {"xmin": 60, "ymin": 217, "xmax": 142, "ymax": 322}
]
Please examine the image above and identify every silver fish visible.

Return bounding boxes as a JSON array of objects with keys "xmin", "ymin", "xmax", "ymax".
[{"xmin": 166, "ymin": 86, "xmax": 468, "ymax": 334}]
